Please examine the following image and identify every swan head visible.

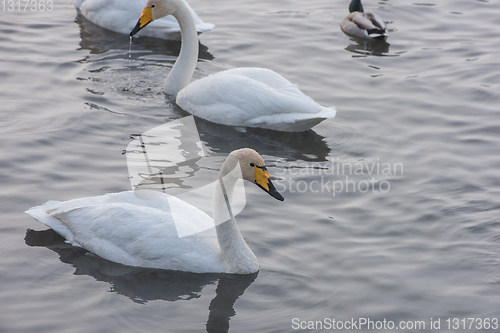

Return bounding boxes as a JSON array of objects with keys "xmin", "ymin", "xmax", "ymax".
[
  {"xmin": 130, "ymin": 0, "xmax": 177, "ymax": 36},
  {"xmin": 221, "ymin": 149, "xmax": 284, "ymax": 202}
]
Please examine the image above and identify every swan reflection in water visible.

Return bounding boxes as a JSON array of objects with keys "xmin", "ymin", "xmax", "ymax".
[
  {"xmin": 25, "ymin": 228, "xmax": 257, "ymax": 333},
  {"xmin": 193, "ymin": 116, "xmax": 332, "ymax": 163}
]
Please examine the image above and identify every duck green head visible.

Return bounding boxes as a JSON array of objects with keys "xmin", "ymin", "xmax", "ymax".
[{"xmin": 349, "ymin": 0, "xmax": 364, "ymax": 13}]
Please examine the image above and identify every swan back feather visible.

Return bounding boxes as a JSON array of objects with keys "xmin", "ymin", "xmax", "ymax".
[
  {"xmin": 176, "ymin": 68, "xmax": 336, "ymax": 132},
  {"xmin": 26, "ymin": 191, "xmax": 224, "ymax": 272}
]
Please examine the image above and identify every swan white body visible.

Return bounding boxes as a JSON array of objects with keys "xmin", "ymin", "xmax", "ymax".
[
  {"xmin": 177, "ymin": 68, "xmax": 337, "ymax": 132},
  {"xmin": 341, "ymin": 0, "xmax": 388, "ymax": 40},
  {"xmin": 130, "ymin": 0, "xmax": 336, "ymax": 132},
  {"xmin": 26, "ymin": 191, "xmax": 226, "ymax": 273},
  {"xmin": 75, "ymin": 0, "xmax": 214, "ymax": 39},
  {"xmin": 26, "ymin": 149, "xmax": 284, "ymax": 274}
]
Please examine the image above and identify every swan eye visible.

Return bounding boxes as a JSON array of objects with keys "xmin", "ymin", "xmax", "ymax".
[
  {"xmin": 250, "ymin": 163, "xmax": 255, "ymax": 167},
  {"xmin": 151, "ymin": 4, "xmax": 156, "ymax": 8}
]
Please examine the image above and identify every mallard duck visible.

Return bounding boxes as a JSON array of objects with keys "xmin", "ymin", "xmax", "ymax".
[{"xmin": 341, "ymin": 0, "xmax": 388, "ymax": 40}]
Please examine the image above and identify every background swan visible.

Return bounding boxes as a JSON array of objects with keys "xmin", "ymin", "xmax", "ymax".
[
  {"xmin": 75, "ymin": 0, "xmax": 214, "ymax": 39},
  {"xmin": 26, "ymin": 149, "xmax": 284, "ymax": 274},
  {"xmin": 130, "ymin": 0, "xmax": 336, "ymax": 132},
  {"xmin": 341, "ymin": 0, "xmax": 388, "ymax": 40}
]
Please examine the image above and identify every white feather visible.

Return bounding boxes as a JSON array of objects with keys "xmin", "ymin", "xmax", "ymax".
[
  {"xmin": 177, "ymin": 68, "xmax": 337, "ymax": 132},
  {"xmin": 26, "ymin": 191, "xmax": 224, "ymax": 273}
]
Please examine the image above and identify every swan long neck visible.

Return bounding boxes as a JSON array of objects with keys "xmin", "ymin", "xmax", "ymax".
[
  {"xmin": 164, "ymin": 0, "xmax": 199, "ymax": 96},
  {"xmin": 213, "ymin": 155, "xmax": 259, "ymax": 274}
]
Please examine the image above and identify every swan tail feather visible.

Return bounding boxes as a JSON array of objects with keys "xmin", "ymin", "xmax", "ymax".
[{"xmin": 25, "ymin": 201, "xmax": 79, "ymax": 246}]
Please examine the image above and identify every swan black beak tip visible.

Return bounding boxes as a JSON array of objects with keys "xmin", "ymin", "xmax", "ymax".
[
  {"xmin": 261, "ymin": 179, "xmax": 284, "ymax": 201},
  {"xmin": 130, "ymin": 20, "xmax": 142, "ymax": 37},
  {"xmin": 272, "ymin": 191, "xmax": 285, "ymax": 201},
  {"xmin": 254, "ymin": 165, "xmax": 284, "ymax": 201}
]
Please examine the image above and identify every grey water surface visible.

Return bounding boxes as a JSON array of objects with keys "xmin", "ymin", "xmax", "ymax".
[{"xmin": 1, "ymin": 0, "xmax": 499, "ymax": 332}]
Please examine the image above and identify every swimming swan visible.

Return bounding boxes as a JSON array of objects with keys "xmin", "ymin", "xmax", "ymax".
[
  {"xmin": 26, "ymin": 149, "xmax": 284, "ymax": 274},
  {"xmin": 130, "ymin": 0, "xmax": 336, "ymax": 132},
  {"xmin": 75, "ymin": 0, "xmax": 214, "ymax": 39},
  {"xmin": 341, "ymin": 0, "xmax": 388, "ymax": 40}
]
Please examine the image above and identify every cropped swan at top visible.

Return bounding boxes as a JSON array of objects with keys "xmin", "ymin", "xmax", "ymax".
[
  {"xmin": 25, "ymin": 149, "xmax": 284, "ymax": 274},
  {"xmin": 75, "ymin": 0, "xmax": 214, "ymax": 39},
  {"xmin": 341, "ymin": 0, "xmax": 388, "ymax": 40},
  {"xmin": 130, "ymin": 0, "xmax": 336, "ymax": 132}
]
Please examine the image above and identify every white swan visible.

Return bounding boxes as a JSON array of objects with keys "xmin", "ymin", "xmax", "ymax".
[
  {"xmin": 130, "ymin": 0, "xmax": 336, "ymax": 132},
  {"xmin": 341, "ymin": 0, "xmax": 388, "ymax": 40},
  {"xmin": 75, "ymin": 0, "xmax": 214, "ymax": 39},
  {"xmin": 25, "ymin": 149, "xmax": 284, "ymax": 274}
]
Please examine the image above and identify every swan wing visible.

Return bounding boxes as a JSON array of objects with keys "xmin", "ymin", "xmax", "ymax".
[
  {"xmin": 176, "ymin": 68, "xmax": 336, "ymax": 132},
  {"xmin": 26, "ymin": 191, "xmax": 224, "ymax": 272}
]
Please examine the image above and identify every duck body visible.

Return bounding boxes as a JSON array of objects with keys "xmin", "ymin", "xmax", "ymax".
[
  {"xmin": 26, "ymin": 149, "xmax": 284, "ymax": 274},
  {"xmin": 341, "ymin": 0, "xmax": 387, "ymax": 40},
  {"xmin": 176, "ymin": 67, "xmax": 337, "ymax": 132},
  {"xmin": 130, "ymin": 0, "xmax": 336, "ymax": 132},
  {"xmin": 75, "ymin": 0, "xmax": 214, "ymax": 39}
]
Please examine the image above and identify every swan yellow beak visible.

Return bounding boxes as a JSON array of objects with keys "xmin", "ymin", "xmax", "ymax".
[
  {"xmin": 254, "ymin": 166, "xmax": 284, "ymax": 201},
  {"xmin": 130, "ymin": 7, "xmax": 153, "ymax": 36}
]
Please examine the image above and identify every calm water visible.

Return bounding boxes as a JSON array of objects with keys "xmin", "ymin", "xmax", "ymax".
[{"xmin": 1, "ymin": 0, "xmax": 500, "ymax": 332}]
